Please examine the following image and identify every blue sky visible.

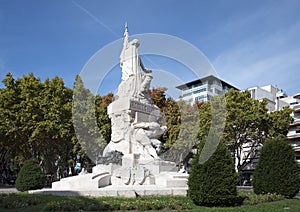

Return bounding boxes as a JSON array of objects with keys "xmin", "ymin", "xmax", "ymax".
[{"xmin": 0, "ymin": 0, "xmax": 300, "ymax": 98}]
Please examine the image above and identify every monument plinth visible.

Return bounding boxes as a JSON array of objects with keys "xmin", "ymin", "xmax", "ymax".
[{"xmin": 47, "ymin": 24, "xmax": 188, "ymax": 197}]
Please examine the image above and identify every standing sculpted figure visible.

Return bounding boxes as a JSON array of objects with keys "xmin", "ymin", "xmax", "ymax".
[
  {"xmin": 105, "ymin": 24, "xmax": 166, "ymax": 161},
  {"xmin": 117, "ymin": 23, "xmax": 152, "ymax": 103}
]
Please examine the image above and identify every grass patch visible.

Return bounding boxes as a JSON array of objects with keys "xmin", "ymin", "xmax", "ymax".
[
  {"xmin": 0, "ymin": 191, "xmax": 299, "ymax": 211},
  {"xmin": 0, "ymin": 194, "xmax": 194, "ymax": 211},
  {"xmin": 0, "ymin": 192, "xmax": 44, "ymax": 209},
  {"xmin": 239, "ymin": 190, "xmax": 286, "ymax": 205},
  {"xmin": 99, "ymin": 196, "xmax": 194, "ymax": 211}
]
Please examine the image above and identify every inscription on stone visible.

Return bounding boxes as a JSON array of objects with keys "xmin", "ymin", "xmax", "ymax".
[{"xmin": 130, "ymin": 100, "xmax": 158, "ymax": 114}]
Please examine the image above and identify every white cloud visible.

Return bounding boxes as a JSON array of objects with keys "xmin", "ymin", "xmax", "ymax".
[{"xmin": 213, "ymin": 20, "xmax": 300, "ymax": 95}]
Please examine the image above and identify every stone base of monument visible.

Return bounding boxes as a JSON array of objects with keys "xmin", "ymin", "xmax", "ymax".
[
  {"xmin": 47, "ymin": 154, "xmax": 188, "ymax": 197},
  {"xmin": 29, "ymin": 185, "xmax": 188, "ymax": 198}
]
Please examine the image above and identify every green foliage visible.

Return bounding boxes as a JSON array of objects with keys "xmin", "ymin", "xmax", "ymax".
[
  {"xmin": 0, "ymin": 73, "xmax": 75, "ymax": 175},
  {"xmin": 268, "ymin": 107, "xmax": 293, "ymax": 137},
  {"xmin": 95, "ymin": 93, "xmax": 114, "ymax": 143},
  {"xmin": 0, "ymin": 73, "xmax": 119, "ymax": 178},
  {"xmin": 0, "ymin": 193, "xmax": 42, "ymax": 209},
  {"xmin": 253, "ymin": 136, "xmax": 300, "ymax": 198},
  {"xmin": 162, "ymin": 99, "xmax": 181, "ymax": 148},
  {"xmin": 149, "ymin": 88, "xmax": 203, "ymax": 165},
  {"xmin": 72, "ymin": 75, "xmax": 108, "ymax": 162},
  {"xmin": 44, "ymin": 199, "xmax": 109, "ymax": 211},
  {"xmin": 198, "ymin": 89, "xmax": 293, "ymax": 173},
  {"xmin": 188, "ymin": 138, "xmax": 239, "ymax": 207},
  {"xmin": 149, "ymin": 87, "xmax": 181, "ymax": 150},
  {"xmin": 239, "ymin": 191, "xmax": 285, "ymax": 205},
  {"xmin": 0, "ymin": 194, "xmax": 194, "ymax": 211},
  {"xmin": 103, "ymin": 196, "xmax": 194, "ymax": 211},
  {"xmin": 15, "ymin": 159, "xmax": 45, "ymax": 191},
  {"xmin": 1, "ymin": 193, "xmax": 299, "ymax": 211},
  {"xmin": 161, "ymin": 100, "xmax": 203, "ymax": 165}
]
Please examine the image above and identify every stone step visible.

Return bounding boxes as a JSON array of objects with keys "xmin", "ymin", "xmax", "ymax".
[
  {"xmin": 173, "ymin": 174, "xmax": 189, "ymax": 179},
  {"xmin": 155, "ymin": 172, "xmax": 188, "ymax": 188},
  {"xmin": 52, "ymin": 173, "xmax": 111, "ymax": 190},
  {"xmin": 29, "ymin": 186, "xmax": 188, "ymax": 197},
  {"xmin": 166, "ymin": 178, "xmax": 187, "ymax": 188}
]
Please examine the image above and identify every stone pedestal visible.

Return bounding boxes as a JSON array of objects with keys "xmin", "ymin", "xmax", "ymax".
[
  {"xmin": 101, "ymin": 96, "xmax": 182, "ymax": 187},
  {"xmin": 104, "ymin": 96, "xmax": 162, "ymax": 158}
]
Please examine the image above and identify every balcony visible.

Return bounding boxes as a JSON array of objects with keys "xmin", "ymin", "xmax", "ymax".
[
  {"xmin": 292, "ymin": 141, "xmax": 300, "ymax": 149},
  {"xmin": 182, "ymin": 84, "xmax": 208, "ymax": 96},
  {"xmin": 287, "ymin": 133, "xmax": 300, "ymax": 139},
  {"xmin": 290, "ymin": 119, "xmax": 300, "ymax": 127},
  {"xmin": 293, "ymin": 93, "xmax": 300, "ymax": 99},
  {"xmin": 293, "ymin": 104, "xmax": 300, "ymax": 113}
]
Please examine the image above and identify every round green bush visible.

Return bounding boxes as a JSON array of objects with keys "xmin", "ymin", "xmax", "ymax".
[
  {"xmin": 15, "ymin": 159, "xmax": 45, "ymax": 191},
  {"xmin": 188, "ymin": 139, "xmax": 239, "ymax": 207},
  {"xmin": 253, "ymin": 136, "xmax": 300, "ymax": 198}
]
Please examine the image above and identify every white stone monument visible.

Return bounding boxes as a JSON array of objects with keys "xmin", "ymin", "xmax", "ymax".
[{"xmin": 47, "ymin": 24, "xmax": 188, "ymax": 197}]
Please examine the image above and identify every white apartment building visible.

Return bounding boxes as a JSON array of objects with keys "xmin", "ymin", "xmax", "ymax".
[
  {"xmin": 176, "ymin": 75, "xmax": 238, "ymax": 104},
  {"xmin": 281, "ymin": 93, "xmax": 300, "ymax": 163},
  {"xmin": 247, "ymin": 85, "xmax": 289, "ymax": 112},
  {"xmin": 247, "ymin": 85, "xmax": 300, "ymax": 163}
]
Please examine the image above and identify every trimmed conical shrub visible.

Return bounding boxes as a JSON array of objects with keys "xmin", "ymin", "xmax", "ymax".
[
  {"xmin": 253, "ymin": 136, "xmax": 300, "ymax": 198},
  {"xmin": 15, "ymin": 159, "xmax": 45, "ymax": 191},
  {"xmin": 188, "ymin": 138, "xmax": 239, "ymax": 207}
]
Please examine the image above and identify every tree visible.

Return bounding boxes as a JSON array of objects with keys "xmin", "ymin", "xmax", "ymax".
[
  {"xmin": 0, "ymin": 73, "xmax": 23, "ymax": 178},
  {"xmin": 72, "ymin": 75, "xmax": 107, "ymax": 164},
  {"xmin": 149, "ymin": 88, "xmax": 206, "ymax": 166},
  {"xmin": 0, "ymin": 73, "xmax": 115, "ymax": 178},
  {"xmin": 149, "ymin": 87, "xmax": 181, "ymax": 150},
  {"xmin": 37, "ymin": 77, "xmax": 75, "ymax": 175},
  {"xmin": 0, "ymin": 73, "xmax": 45, "ymax": 168},
  {"xmin": 161, "ymin": 100, "xmax": 202, "ymax": 166},
  {"xmin": 188, "ymin": 137, "xmax": 239, "ymax": 207},
  {"xmin": 15, "ymin": 159, "xmax": 45, "ymax": 191},
  {"xmin": 95, "ymin": 93, "xmax": 114, "ymax": 143},
  {"xmin": 268, "ymin": 107, "xmax": 294, "ymax": 137},
  {"xmin": 0, "ymin": 73, "xmax": 76, "ymax": 178},
  {"xmin": 253, "ymin": 136, "xmax": 300, "ymax": 198},
  {"xmin": 198, "ymin": 89, "xmax": 293, "ymax": 173}
]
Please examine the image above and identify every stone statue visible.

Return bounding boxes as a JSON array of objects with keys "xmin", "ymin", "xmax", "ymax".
[
  {"xmin": 51, "ymin": 25, "xmax": 188, "ymax": 191},
  {"xmin": 104, "ymin": 24, "xmax": 164, "ymax": 160},
  {"xmin": 116, "ymin": 23, "xmax": 152, "ymax": 104},
  {"xmin": 131, "ymin": 122, "xmax": 166, "ymax": 159},
  {"xmin": 101, "ymin": 24, "xmax": 179, "ymax": 186}
]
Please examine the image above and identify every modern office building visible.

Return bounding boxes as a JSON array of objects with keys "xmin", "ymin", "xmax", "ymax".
[{"xmin": 176, "ymin": 75, "xmax": 238, "ymax": 104}]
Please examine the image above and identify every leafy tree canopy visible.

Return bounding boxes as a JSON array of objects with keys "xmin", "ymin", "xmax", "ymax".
[{"xmin": 198, "ymin": 89, "xmax": 293, "ymax": 172}]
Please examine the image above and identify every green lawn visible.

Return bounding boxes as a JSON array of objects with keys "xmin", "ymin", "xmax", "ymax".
[
  {"xmin": 194, "ymin": 200, "xmax": 300, "ymax": 212},
  {"xmin": 0, "ymin": 191, "xmax": 299, "ymax": 211}
]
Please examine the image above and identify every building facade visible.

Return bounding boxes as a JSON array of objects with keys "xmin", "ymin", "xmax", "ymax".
[
  {"xmin": 176, "ymin": 75, "xmax": 238, "ymax": 104},
  {"xmin": 247, "ymin": 85, "xmax": 289, "ymax": 112},
  {"xmin": 247, "ymin": 85, "xmax": 300, "ymax": 164},
  {"xmin": 281, "ymin": 93, "xmax": 300, "ymax": 164}
]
